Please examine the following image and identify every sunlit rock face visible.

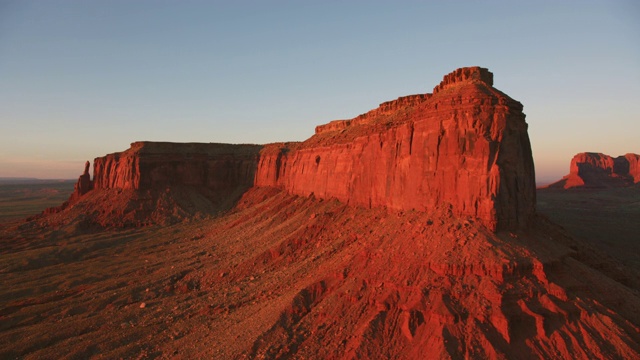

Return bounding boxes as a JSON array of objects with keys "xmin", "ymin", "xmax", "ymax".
[
  {"xmin": 255, "ymin": 67, "xmax": 536, "ymax": 231},
  {"xmin": 66, "ymin": 67, "xmax": 536, "ymax": 231}
]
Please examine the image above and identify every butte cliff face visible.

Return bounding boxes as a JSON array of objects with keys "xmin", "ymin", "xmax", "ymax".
[
  {"xmin": 54, "ymin": 67, "xmax": 535, "ymax": 231},
  {"xmin": 550, "ymin": 152, "xmax": 640, "ymax": 189},
  {"xmin": 255, "ymin": 67, "xmax": 535, "ymax": 231},
  {"xmin": 92, "ymin": 142, "xmax": 261, "ymax": 191}
]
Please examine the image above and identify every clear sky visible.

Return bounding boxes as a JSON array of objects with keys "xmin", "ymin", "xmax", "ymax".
[{"xmin": 1, "ymin": 1, "xmax": 638, "ymax": 184}]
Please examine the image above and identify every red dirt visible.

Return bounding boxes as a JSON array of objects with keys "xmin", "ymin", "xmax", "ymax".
[{"xmin": 1, "ymin": 188, "xmax": 639, "ymax": 358}]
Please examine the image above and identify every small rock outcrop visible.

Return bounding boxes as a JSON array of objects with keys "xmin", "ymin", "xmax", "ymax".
[
  {"xmin": 256, "ymin": 66, "xmax": 536, "ymax": 231},
  {"xmin": 42, "ymin": 161, "xmax": 94, "ymax": 215},
  {"xmin": 74, "ymin": 161, "xmax": 93, "ymax": 198},
  {"xmin": 549, "ymin": 152, "xmax": 640, "ymax": 189}
]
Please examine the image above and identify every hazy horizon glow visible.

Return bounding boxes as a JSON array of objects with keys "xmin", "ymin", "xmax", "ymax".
[{"xmin": 1, "ymin": 1, "xmax": 639, "ymax": 183}]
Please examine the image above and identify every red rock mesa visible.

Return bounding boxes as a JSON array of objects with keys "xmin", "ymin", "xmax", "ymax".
[
  {"xmin": 61, "ymin": 67, "xmax": 535, "ymax": 231},
  {"xmin": 549, "ymin": 152, "xmax": 640, "ymax": 189}
]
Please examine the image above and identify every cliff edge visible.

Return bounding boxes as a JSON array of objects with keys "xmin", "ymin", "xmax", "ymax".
[
  {"xmin": 255, "ymin": 67, "xmax": 535, "ymax": 231},
  {"xmin": 48, "ymin": 67, "xmax": 535, "ymax": 231}
]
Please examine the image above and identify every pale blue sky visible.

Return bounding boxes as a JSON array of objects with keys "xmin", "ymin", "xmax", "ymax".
[{"xmin": 1, "ymin": 1, "xmax": 638, "ymax": 183}]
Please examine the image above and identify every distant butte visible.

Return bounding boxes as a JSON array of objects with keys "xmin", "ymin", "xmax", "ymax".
[
  {"xmin": 51, "ymin": 66, "xmax": 536, "ymax": 231},
  {"xmin": 546, "ymin": 152, "xmax": 640, "ymax": 189}
]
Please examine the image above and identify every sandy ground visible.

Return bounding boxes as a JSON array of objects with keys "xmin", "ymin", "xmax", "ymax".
[{"xmin": 538, "ymin": 185, "xmax": 640, "ymax": 271}]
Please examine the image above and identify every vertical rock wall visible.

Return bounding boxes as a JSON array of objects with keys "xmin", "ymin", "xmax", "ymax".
[
  {"xmin": 255, "ymin": 67, "xmax": 536, "ymax": 231},
  {"xmin": 81, "ymin": 67, "xmax": 537, "ymax": 231},
  {"xmin": 92, "ymin": 142, "xmax": 261, "ymax": 192},
  {"xmin": 625, "ymin": 153, "xmax": 640, "ymax": 183}
]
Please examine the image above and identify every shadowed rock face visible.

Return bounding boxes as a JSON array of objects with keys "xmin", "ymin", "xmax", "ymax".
[
  {"xmin": 43, "ymin": 161, "xmax": 95, "ymax": 215},
  {"xmin": 92, "ymin": 142, "xmax": 261, "ymax": 191},
  {"xmin": 255, "ymin": 67, "xmax": 536, "ymax": 231},
  {"xmin": 66, "ymin": 160, "xmax": 93, "ymax": 204},
  {"xmin": 43, "ymin": 143, "xmax": 263, "ymax": 224},
  {"xmin": 76, "ymin": 161, "xmax": 93, "ymax": 195},
  {"xmin": 624, "ymin": 153, "xmax": 640, "ymax": 183},
  {"xmin": 552, "ymin": 152, "xmax": 640, "ymax": 189}
]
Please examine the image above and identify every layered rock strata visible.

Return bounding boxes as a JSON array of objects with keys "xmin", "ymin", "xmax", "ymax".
[
  {"xmin": 60, "ymin": 67, "xmax": 536, "ymax": 231},
  {"xmin": 255, "ymin": 66, "xmax": 536, "ymax": 231},
  {"xmin": 92, "ymin": 142, "xmax": 261, "ymax": 191},
  {"xmin": 45, "ymin": 143, "xmax": 262, "ymax": 223}
]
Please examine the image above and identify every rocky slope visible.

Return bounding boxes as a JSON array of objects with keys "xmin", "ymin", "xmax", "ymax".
[
  {"xmin": 256, "ymin": 67, "xmax": 535, "ymax": 231},
  {"xmin": 547, "ymin": 152, "xmax": 640, "ymax": 189},
  {"xmin": 2, "ymin": 188, "xmax": 639, "ymax": 359}
]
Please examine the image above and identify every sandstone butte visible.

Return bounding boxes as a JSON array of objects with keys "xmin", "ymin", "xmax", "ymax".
[
  {"xmin": 64, "ymin": 66, "xmax": 536, "ymax": 232},
  {"xmin": 547, "ymin": 152, "xmax": 640, "ymax": 189},
  {"xmin": 5, "ymin": 67, "xmax": 640, "ymax": 359}
]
